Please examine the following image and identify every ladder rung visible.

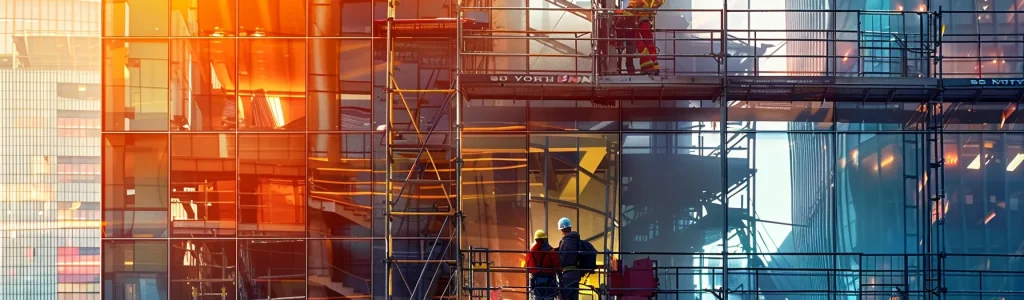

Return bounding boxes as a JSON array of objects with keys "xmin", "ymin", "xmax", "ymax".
[
  {"xmin": 391, "ymin": 259, "xmax": 457, "ymax": 264},
  {"xmin": 391, "ymin": 211, "xmax": 457, "ymax": 216},
  {"xmin": 393, "ymin": 179, "xmax": 456, "ymax": 184},
  {"xmin": 390, "ymin": 144, "xmax": 451, "ymax": 150},
  {"xmin": 393, "ymin": 89, "xmax": 456, "ymax": 93}
]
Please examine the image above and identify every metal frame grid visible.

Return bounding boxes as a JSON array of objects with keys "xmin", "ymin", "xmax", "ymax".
[{"xmin": 372, "ymin": 0, "xmax": 1024, "ymax": 298}]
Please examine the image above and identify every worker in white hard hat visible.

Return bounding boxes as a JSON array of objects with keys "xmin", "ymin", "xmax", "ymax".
[
  {"xmin": 555, "ymin": 217, "xmax": 584, "ymax": 300},
  {"xmin": 526, "ymin": 229, "xmax": 559, "ymax": 299}
]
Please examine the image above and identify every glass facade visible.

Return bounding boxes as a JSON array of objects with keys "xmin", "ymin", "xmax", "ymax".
[
  {"xmin": 100, "ymin": 1, "xmax": 1024, "ymax": 300},
  {"xmin": 0, "ymin": 0, "xmax": 102, "ymax": 299}
]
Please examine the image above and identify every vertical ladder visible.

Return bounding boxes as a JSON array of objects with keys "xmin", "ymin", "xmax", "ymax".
[
  {"xmin": 923, "ymin": 10, "xmax": 947, "ymax": 300},
  {"xmin": 383, "ymin": 2, "xmax": 463, "ymax": 299}
]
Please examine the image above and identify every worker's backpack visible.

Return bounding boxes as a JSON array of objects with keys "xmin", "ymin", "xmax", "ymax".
[{"xmin": 577, "ymin": 240, "xmax": 598, "ymax": 274}]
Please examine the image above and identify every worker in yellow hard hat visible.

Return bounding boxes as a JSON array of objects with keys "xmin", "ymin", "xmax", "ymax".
[{"xmin": 525, "ymin": 229, "xmax": 560, "ymax": 299}]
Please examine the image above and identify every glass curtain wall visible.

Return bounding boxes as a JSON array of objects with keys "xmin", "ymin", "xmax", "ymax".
[
  {"xmin": 101, "ymin": 1, "xmax": 1024, "ymax": 300},
  {"xmin": 1, "ymin": 0, "xmax": 102, "ymax": 299}
]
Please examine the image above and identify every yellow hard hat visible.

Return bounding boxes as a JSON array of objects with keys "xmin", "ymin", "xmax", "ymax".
[{"xmin": 534, "ymin": 230, "xmax": 548, "ymax": 240}]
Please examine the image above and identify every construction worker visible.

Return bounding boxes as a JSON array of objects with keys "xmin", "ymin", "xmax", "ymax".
[
  {"xmin": 621, "ymin": 0, "xmax": 663, "ymax": 74},
  {"xmin": 555, "ymin": 217, "xmax": 583, "ymax": 300},
  {"xmin": 526, "ymin": 230, "xmax": 560, "ymax": 299}
]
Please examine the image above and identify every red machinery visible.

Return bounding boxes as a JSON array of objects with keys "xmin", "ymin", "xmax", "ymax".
[{"xmin": 609, "ymin": 257, "xmax": 659, "ymax": 299}]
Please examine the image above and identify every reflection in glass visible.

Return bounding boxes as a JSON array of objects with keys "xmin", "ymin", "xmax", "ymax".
[
  {"xmin": 727, "ymin": 101, "xmax": 834, "ymax": 130},
  {"xmin": 462, "ymin": 134, "xmax": 529, "ymax": 295},
  {"xmin": 528, "ymin": 134, "xmax": 618, "ymax": 261},
  {"xmin": 309, "ymin": 0, "xmax": 375, "ymax": 37},
  {"xmin": 104, "ymin": 0, "xmax": 169, "ymax": 37},
  {"xmin": 170, "ymin": 39, "xmax": 238, "ymax": 131},
  {"xmin": 170, "ymin": 0, "xmax": 237, "ymax": 37},
  {"xmin": 238, "ymin": 240, "xmax": 305, "ymax": 299},
  {"xmin": 169, "ymin": 240, "xmax": 237, "ymax": 300},
  {"xmin": 944, "ymin": 133, "xmax": 1024, "ymax": 254},
  {"xmin": 837, "ymin": 133, "xmax": 923, "ymax": 255},
  {"xmin": 103, "ymin": 39, "xmax": 170, "ymax": 131},
  {"xmin": 170, "ymin": 134, "xmax": 237, "ymax": 237},
  {"xmin": 103, "ymin": 134, "xmax": 169, "ymax": 238},
  {"xmin": 620, "ymin": 132, "xmax": 724, "ymax": 294},
  {"xmin": 103, "ymin": 241, "xmax": 169, "ymax": 300},
  {"xmin": 238, "ymin": 39, "xmax": 306, "ymax": 131},
  {"xmin": 308, "ymin": 133, "xmax": 373, "ymax": 238},
  {"xmin": 308, "ymin": 240, "xmax": 372, "ymax": 299},
  {"xmin": 731, "ymin": 132, "xmax": 835, "ymax": 294},
  {"xmin": 529, "ymin": 100, "xmax": 619, "ymax": 131},
  {"xmin": 239, "ymin": 0, "xmax": 306, "ymax": 37},
  {"xmin": 622, "ymin": 100, "xmax": 720, "ymax": 131},
  {"xmin": 238, "ymin": 133, "xmax": 306, "ymax": 237},
  {"xmin": 308, "ymin": 39, "xmax": 372, "ymax": 131}
]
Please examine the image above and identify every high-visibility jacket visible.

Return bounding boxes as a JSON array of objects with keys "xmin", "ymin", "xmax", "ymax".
[{"xmin": 622, "ymin": 0, "xmax": 663, "ymax": 19}]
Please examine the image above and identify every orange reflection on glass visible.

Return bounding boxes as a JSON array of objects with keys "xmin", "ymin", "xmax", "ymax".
[
  {"xmin": 239, "ymin": 0, "xmax": 307, "ymax": 37},
  {"xmin": 170, "ymin": 39, "xmax": 238, "ymax": 131},
  {"xmin": 171, "ymin": 134, "xmax": 237, "ymax": 237},
  {"xmin": 170, "ymin": 240, "xmax": 237, "ymax": 299},
  {"xmin": 238, "ymin": 39, "xmax": 306, "ymax": 131},
  {"xmin": 308, "ymin": 239, "xmax": 372, "ymax": 298},
  {"xmin": 461, "ymin": 135, "xmax": 528, "ymax": 293},
  {"xmin": 239, "ymin": 240, "xmax": 306, "ymax": 299},
  {"xmin": 170, "ymin": 0, "xmax": 237, "ymax": 37},
  {"xmin": 308, "ymin": 39, "xmax": 372, "ymax": 131},
  {"xmin": 103, "ymin": 39, "xmax": 170, "ymax": 131},
  {"xmin": 103, "ymin": 134, "xmax": 169, "ymax": 238},
  {"xmin": 238, "ymin": 133, "xmax": 306, "ymax": 237},
  {"xmin": 308, "ymin": 0, "xmax": 374, "ymax": 37},
  {"xmin": 308, "ymin": 133, "xmax": 373, "ymax": 237},
  {"xmin": 104, "ymin": 0, "xmax": 169, "ymax": 37}
]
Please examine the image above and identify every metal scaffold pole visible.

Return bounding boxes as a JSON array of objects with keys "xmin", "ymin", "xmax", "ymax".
[
  {"xmin": 455, "ymin": 0, "xmax": 465, "ymax": 297},
  {"xmin": 384, "ymin": 0, "xmax": 396, "ymax": 297},
  {"xmin": 719, "ymin": 2, "xmax": 729, "ymax": 299}
]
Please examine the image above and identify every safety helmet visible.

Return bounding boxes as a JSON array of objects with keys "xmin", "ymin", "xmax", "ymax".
[
  {"xmin": 534, "ymin": 230, "xmax": 548, "ymax": 240},
  {"xmin": 557, "ymin": 217, "xmax": 572, "ymax": 230}
]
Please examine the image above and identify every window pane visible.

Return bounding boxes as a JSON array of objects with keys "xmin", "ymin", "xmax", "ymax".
[
  {"xmin": 103, "ymin": 134, "xmax": 169, "ymax": 238},
  {"xmin": 462, "ymin": 134, "xmax": 528, "ymax": 294},
  {"xmin": 728, "ymin": 132, "xmax": 835, "ymax": 294},
  {"xmin": 170, "ymin": 134, "xmax": 237, "ymax": 237},
  {"xmin": 104, "ymin": 39, "xmax": 170, "ymax": 131},
  {"xmin": 239, "ymin": 0, "xmax": 306, "ymax": 37},
  {"xmin": 308, "ymin": 39, "xmax": 372, "ymax": 131},
  {"xmin": 169, "ymin": 240, "xmax": 236, "ymax": 300},
  {"xmin": 308, "ymin": 240, "xmax": 372, "ymax": 298},
  {"xmin": 169, "ymin": 0, "xmax": 237, "ymax": 37},
  {"xmin": 622, "ymin": 100, "xmax": 721, "ymax": 131},
  {"xmin": 837, "ymin": 133, "xmax": 924, "ymax": 255},
  {"xmin": 102, "ymin": 241, "xmax": 168, "ymax": 300},
  {"xmin": 170, "ymin": 39, "xmax": 238, "ymax": 131},
  {"xmin": 529, "ymin": 100, "xmax": 619, "ymax": 131},
  {"xmin": 238, "ymin": 39, "xmax": 306, "ymax": 131},
  {"xmin": 104, "ymin": 0, "xmax": 169, "ymax": 37},
  {"xmin": 309, "ymin": 0, "xmax": 374, "ymax": 37},
  {"xmin": 239, "ymin": 240, "xmax": 305, "ymax": 299},
  {"xmin": 238, "ymin": 133, "xmax": 306, "ymax": 237},
  {"xmin": 308, "ymin": 133, "xmax": 373, "ymax": 238},
  {"xmin": 619, "ymin": 132, "xmax": 724, "ymax": 293}
]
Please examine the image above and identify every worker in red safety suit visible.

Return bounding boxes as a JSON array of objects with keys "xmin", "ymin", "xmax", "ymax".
[
  {"xmin": 526, "ymin": 230, "xmax": 560, "ymax": 299},
  {"xmin": 620, "ymin": 0, "xmax": 663, "ymax": 75}
]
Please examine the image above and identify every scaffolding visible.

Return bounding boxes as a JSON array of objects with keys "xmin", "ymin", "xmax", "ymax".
[{"xmin": 372, "ymin": 1, "xmax": 1024, "ymax": 298}]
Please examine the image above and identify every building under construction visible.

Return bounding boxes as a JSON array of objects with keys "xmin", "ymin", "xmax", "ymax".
[{"xmin": 99, "ymin": 0, "xmax": 1024, "ymax": 299}]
